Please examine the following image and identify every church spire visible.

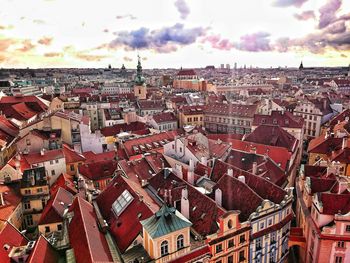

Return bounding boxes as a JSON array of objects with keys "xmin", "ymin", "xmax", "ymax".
[
  {"xmin": 299, "ymin": 61, "xmax": 304, "ymax": 70},
  {"xmin": 135, "ymin": 55, "xmax": 145, "ymax": 85}
]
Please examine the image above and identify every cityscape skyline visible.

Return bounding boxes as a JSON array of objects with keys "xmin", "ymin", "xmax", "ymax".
[{"xmin": 0, "ymin": 0, "xmax": 349, "ymax": 68}]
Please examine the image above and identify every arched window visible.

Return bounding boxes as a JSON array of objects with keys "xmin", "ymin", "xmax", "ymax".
[
  {"xmin": 160, "ymin": 240, "xmax": 169, "ymax": 256},
  {"xmin": 177, "ymin": 235, "xmax": 184, "ymax": 250}
]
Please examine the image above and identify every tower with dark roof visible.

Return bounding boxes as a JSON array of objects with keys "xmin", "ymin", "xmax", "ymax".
[
  {"xmin": 299, "ymin": 61, "xmax": 304, "ymax": 70},
  {"xmin": 134, "ymin": 55, "xmax": 147, "ymax": 99}
]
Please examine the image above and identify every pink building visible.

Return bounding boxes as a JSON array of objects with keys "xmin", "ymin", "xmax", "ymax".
[{"xmin": 295, "ymin": 165, "xmax": 350, "ymax": 263}]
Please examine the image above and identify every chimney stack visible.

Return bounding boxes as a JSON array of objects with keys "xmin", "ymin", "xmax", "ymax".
[
  {"xmin": 227, "ymin": 168, "xmax": 233, "ymax": 177},
  {"xmin": 40, "ymin": 148, "xmax": 45, "ymax": 156},
  {"xmin": 342, "ymin": 137, "xmax": 348, "ymax": 150},
  {"xmin": 252, "ymin": 162, "xmax": 258, "ymax": 175},
  {"xmin": 215, "ymin": 188, "xmax": 222, "ymax": 207},
  {"xmin": 181, "ymin": 188, "xmax": 190, "ymax": 219}
]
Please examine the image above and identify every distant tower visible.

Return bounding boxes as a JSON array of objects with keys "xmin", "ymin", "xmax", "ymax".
[
  {"xmin": 108, "ymin": 64, "xmax": 112, "ymax": 69},
  {"xmin": 134, "ymin": 55, "xmax": 147, "ymax": 100},
  {"xmin": 299, "ymin": 61, "xmax": 304, "ymax": 70},
  {"xmin": 348, "ymin": 64, "xmax": 350, "ymax": 77},
  {"xmin": 234, "ymin": 62, "xmax": 237, "ymax": 70}
]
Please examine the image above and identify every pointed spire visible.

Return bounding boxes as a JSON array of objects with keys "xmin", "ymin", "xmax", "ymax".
[{"xmin": 299, "ymin": 61, "xmax": 304, "ymax": 70}]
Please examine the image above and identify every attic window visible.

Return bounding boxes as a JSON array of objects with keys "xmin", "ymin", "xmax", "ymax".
[{"xmin": 112, "ymin": 190, "xmax": 134, "ymax": 216}]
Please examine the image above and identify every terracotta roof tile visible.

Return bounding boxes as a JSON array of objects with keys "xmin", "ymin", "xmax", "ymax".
[{"xmin": 27, "ymin": 235, "xmax": 59, "ymax": 263}]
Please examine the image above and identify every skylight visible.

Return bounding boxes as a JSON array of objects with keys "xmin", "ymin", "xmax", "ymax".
[{"xmin": 112, "ymin": 190, "xmax": 134, "ymax": 216}]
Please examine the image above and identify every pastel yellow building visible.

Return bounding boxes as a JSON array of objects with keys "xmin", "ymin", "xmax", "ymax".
[{"xmin": 141, "ymin": 205, "xmax": 192, "ymax": 262}]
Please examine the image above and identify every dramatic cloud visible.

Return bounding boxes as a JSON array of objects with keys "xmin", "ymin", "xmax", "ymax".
[
  {"xmin": 174, "ymin": 0, "xmax": 190, "ymax": 19},
  {"xmin": 202, "ymin": 35, "xmax": 234, "ymax": 50},
  {"xmin": 116, "ymin": 14, "xmax": 136, "ymax": 20},
  {"xmin": 326, "ymin": 20, "xmax": 346, "ymax": 34},
  {"xmin": 236, "ymin": 32, "xmax": 272, "ymax": 52},
  {"xmin": 318, "ymin": 0, "xmax": 342, "ymax": 29},
  {"xmin": 17, "ymin": 39, "xmax": 35, "ymax": 52},
  {"xmin": 273, "ymin": 0, "xmax": 308, "ymax": 7},
  {"xmin": 294, "ymin": 10, "xmax": 315, "ymax": 20},
  {"xmin": 38, "ymin": 37, "xmax": 53, "ymax": 45},
  {"xmin": 109, "ymin": 23, "xmax": 206, "ymax": 53}
]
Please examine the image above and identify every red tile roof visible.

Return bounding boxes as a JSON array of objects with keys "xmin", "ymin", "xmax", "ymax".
[
  {"xmin": 100, "ymin": 122, "xmax": 147, "ymax": 137},
  {"xmin": 179, "ymin": 105, "xmax": 204, "ymax": 115},
  {"xmin": 62, "ymin": 144, "xmax": 85, "ymax": 164},
  {"xmin": 147, "ymin": 170, "xmax": 226, "ymax": 236},
  {"xmin": 152, "ymin": 112, "xmax": 177, "ymax": 123},
  {"xmin": 78, "ymin": 159, "xmax": 117, "ymax": 181},
  {"xmin": 253, "ymin": 111, "xmax": 304, "ymax": 129},
  {"xmin": 50, "ymin": 173, "xmax": 77, "ymax": 196},
  {"xmin": 204, "ymin": 103, "xmax": 257, "ymax": 118},
  {"xmin": 68, "ymin": 197, "xmax": 113, "ymax": 263},
  {"xmin": 96, "ymin": 175, "xmax": 156, "ymax": 253},
  {"xmin": 83, "ymin": 150, "xmax": 116, "ymax": 163},
  {"xmin": 213, "ymin": 174, "xmax": 263, "ymax": 221},
  {"xmin": 244, "ymin": 125, "xmax": 298, "ymax": 152},
  {"xmin": 23, "ymin": 149, "xmax": 64, "ymax": 165},
  {"xmin": 0, "ymin": 184, "xmax": 22, "ymax": 223},
  {"xmin": 11, "ymin": 102, "xmax": 37, "ymax": 120},
  {"xmin": 0, "ymin": 222, "xmax": 27, "ymax": 263},
  {"xmin": 169, "ymin": 245, "xmax": 211, "ymax": 263},
  {"xmin": 319, "ymin": 192, "xmax": 350, "ymax": 215},
  {"xmin": 220, "ymin": 138, "xmax": 291, "ymax": 171},
  {"xmin": 177, "ymin": 69, "xmax": 197, "ymax": 76},
  {"xmin": 27, "ymin": 235, "xmax": 59, "ymax": 263},
  {"xmin": 39, "ymin": 187, "xmax": 73, "ymax": 225},
  {"xmin": 307, "ymin": 136, "xmax": 342, "ymax": 154},
  {"xmin": 123, "ymin": 131, "xmax": 179, "ymax": 157}
]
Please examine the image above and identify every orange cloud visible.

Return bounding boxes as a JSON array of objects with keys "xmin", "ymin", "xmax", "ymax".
[
  {"xmin": 0, "ymin": 38, "xmax": 15, "ymax": 51},
  {"xmin": 17, "ymin": 39, "xmax": 36, "ymax": 52},
  {"xmin": 44, "ymin": 52, "xmax": 63, "ymax": 57},
  {"xmin": 75, "ymin": 53, "xmax": 109, "ymax": 61},
  {"xmin": 38, "ymin": 37, "xmax": 53, "ymax": 45}
]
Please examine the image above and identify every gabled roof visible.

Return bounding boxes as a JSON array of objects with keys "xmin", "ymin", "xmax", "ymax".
[
  {"xmin": 244, "ymin": 124, "xmax": 298, "ymax": 152},
  {"xmin": 50, "ymin": 173, "xmax": 77, "ymax": 196},
  {"xmin": 38, "ymin": 187, "xmax": 73, "ymax": 225},
  {"xmin": 307, "ymin": 136, "xmax": 342, "ymax": 154},
  {"xmin": 0, "ymin": 222, "xmax": 27, "ymax": 263},
  {"xmin": 318, "ymin": 192, "xmax": 350, "ymax": 215},
  {"xmin": 147, "ymin": 170, "xmax": 226, "ymax": 236},
  {"xmin": 78, "ymin": 159, "xmax": 117, "ymax": 181},
  {"xmin": 27, "ymin": 235, "xmax": 59, "ymax": 263},
  {"xmin": 141, "ymin": 205, "xmax": 192, "ymax": 239},
  {"xmin": 96, "ymin": 175, "xmax": 156, "ymax": 253},
  {"xmin": 68, "ymin": 197, "xmax": 113, "ymax": 263},
  {"xmin": 62, "ymin": 144, "xmax": 85, "ymax": 164},
  {"xmin": 152, "ymin": 112, "xmax": 177, "ymax": 124},
  {"xmin": 23, "ymin": 149, "xmax": 64, "ymax": 165},
  {"xmin": 0, "ymin": 184, "xmax": 22, "ymax": 223}
]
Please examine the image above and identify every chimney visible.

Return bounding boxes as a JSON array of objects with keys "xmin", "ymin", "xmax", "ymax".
[
  {"xmin": 227, "ymin": 168, "xmax": 233, "ymax": 177},
  {"xmin": 323, "ymin": 99, "xmax": 327, "ymax": 110},
  {"xmin": 40, "ymin": 148, "xmax": 45, "ymax": 156},
  {"xmin": 189, "ymin": 159, "xmax": 194, "ymax": 172},
  {"xmin": 187, "ymin": 169, "xmax": 194, "ymax": 185},
  {"xmin": 164, "ymin": 189, "xmax": 169, "ymax": 204},
  {"xmin": 252, "ymin": 162, "xmax": 258, "ymax": 175},
  {"xmin": 215, "ymin": 188, "xmax": 222, "ymax": 207},
  {"xmin": 342, "ymin": 137, "xmax": 348, "ymax": 150},
  {"xmin": 238, "ymin": 175, "xmax": 245, "ymax": 184},
  {"xmin": 201, "ymin": 156, "xmax": 207, "ymax": 166},
  {"xmin": 181, "ymin": 188, "xmax": 190, "ymax": 219},
  {"xmin": 163, "ymin": 168, "xmax": 171, "ymax": 179},
  {"xmin": 174, "ymin": 163, "xmax": 183, "ymax": 179}
]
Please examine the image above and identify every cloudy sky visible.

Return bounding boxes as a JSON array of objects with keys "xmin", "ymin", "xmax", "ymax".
[{"xmin": 0, "ymin": 0, "xmax": 349, "ymax": 68}]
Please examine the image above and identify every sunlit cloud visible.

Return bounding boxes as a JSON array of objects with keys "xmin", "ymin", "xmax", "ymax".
[
  {"xmin": 38, "ymin": 37, "xmax": 53, "ymax": 46},
  {"xmin": 174, "ymin": 0, "xmax": 190, "ymax": 20}
]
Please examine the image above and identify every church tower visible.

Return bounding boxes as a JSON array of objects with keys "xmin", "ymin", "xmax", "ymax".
[
  {"xmin": 134, "ymin": 55, "xmax": 147, "ymax": 100},
  {"xmin": 299, "ymin": 61, "xmax": 304, "ymax": 70}
]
